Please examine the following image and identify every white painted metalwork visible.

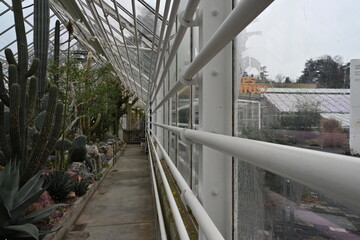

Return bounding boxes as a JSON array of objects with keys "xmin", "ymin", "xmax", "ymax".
[
  {"xmin": 153, "ymin": 0, "xmax": 274, "ymax": 112},
  {"xmin": 153, "ymin": 122, "xmax": 360, "ymax": 208},
  {"xmin": 148, "ymin": 132, "xmax": 190, "ymax": 240},
  {"xmin": 152, "ymin": 0, "xmax": 180, "ymax": 89},
  {"xmin": 350, "ymin": 59, "xmax": 360, "ymax": 154},
  {"xmin": 150, "ymin": 0, "xmax": 172, "ymax": 85},
  {"xmin": 150, "ymin": 131, "xmax": 225, "ymax": 240},
  {"xmin": 147, "ymin": 141, "xmax": 167, "ymax": 240},
  {"xmin": 150, "ymin": 0, "xmax": 201, "ymax": 103},
  {"xmin": 131, "ymin": 0, "xmax": 145, "ymax": 101}
]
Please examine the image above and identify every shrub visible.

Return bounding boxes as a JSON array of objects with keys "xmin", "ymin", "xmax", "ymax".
[
  {"xmin": 305, "ymin": 138, "xmax": 323, "ymax": 147},
  {"xmin": 321, "ymin": 118, "xmax": 342, "ymax": 132},
  {"xmin": 101, "ymin": 163, "xmax": 109, "ymax": 168}
]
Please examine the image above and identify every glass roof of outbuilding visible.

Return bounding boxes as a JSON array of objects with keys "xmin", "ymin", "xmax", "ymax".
[
  {"xmin": 0, "ymin": 0, "xmax": 170, "ymax": 103},
  {"xmin": 264, "ymin": 88, "xmax": 350, "ymax": 113}
]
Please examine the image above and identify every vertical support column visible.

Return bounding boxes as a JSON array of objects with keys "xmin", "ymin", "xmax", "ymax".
[
  {"xmin": 350, "ymin": 59, "xmax": 360, "ymax": 154},
  {"xmin": 156, "ymin": 74, "xmax": 164, "ymax": 156},
  {"xmin": 198, "ymin": 0, "xmax": 233, "ymax": 239}
]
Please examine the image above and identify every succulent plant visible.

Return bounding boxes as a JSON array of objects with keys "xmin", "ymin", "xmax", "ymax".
[
  {"xmin": 0, "ymin": 1, "xmax": 64, "ymax": 184},
  {"xmin": 34, "ymin": 0, "xmax": 50, "ymax": 102},
  {"xmin": 0, "ymin": 162, "xmax": 64, "ymax": 240},
  {"xmin": 54, "ymin": 139, "xmax": 72, "ymax": 151},
  {"xmin": 53, "ymin": 20, "xmax": 60, "ymax": 83},
  {"xmin": 43, "ymin": 171, "xmax": 73, "ymax": 202},
  {"xmin": 72, "ymin": 135, "xmax": 87, "ymax": 148},
  {"xmin": 72, "ymin": 179, "xmax": 89, "ymax": 197},
  {"xmin": 69, "ymin": 147, "xmax": 87, "ymax": 163}
]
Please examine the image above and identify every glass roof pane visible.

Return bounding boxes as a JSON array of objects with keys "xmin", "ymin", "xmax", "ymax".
[
  {"xmin": 117, "ymin": 0, "xmax": 133, "ymax": 16},
  {"xmin": 136, "ymin": 1, "xmax": 162, "ymax": 39},
  {"xmin": 0, "ymin": 10, "xmax": 14, "ymax": 34},
  {"xmin": 22, "ymin": 3, "xmax": 34, "ymax": 18}
]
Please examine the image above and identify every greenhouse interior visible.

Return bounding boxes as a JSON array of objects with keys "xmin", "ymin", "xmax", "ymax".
[{"xmin": 1, "ymin": 0, "xmax": 360, "ymax": 239}]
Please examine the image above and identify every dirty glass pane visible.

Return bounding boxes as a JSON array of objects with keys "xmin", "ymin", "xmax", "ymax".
[{"xmin": 234, "ymin": 0, "xmax": 360, "ymax": 239}]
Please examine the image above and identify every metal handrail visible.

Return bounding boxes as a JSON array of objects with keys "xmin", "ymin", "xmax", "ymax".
[
  {"xmin": 153, "ymin": 122, "xmax": 360, "ymax": 208},
  {"xmin": 149, "ymin": 130, "xmax": 225, "ymax": 240},
  {"xmin": 148, "ymin": 132, "xmax": 190, "ymax": 240},
  {"xmin": 147, "ymin": 140, "xmax": 167, "ymax": 240}
]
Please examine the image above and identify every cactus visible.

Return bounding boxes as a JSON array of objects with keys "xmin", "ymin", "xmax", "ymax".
[
  {"xmin": 54, "ymin": 20, "xmax": 61, "ymax": 83},
  {"xmin": 34, "ymin": 0, "xmax": 50, "ymax": 102},
  {"xmin": 79, "ymin": 52, "xmax": 101, "ymax": 138},
  {"xmin": 55, "ymin": 135, "xmax": 87, "ymax": 169},
  {"xmin": 0, "ymin": 1, "xmax": 64, "ymax": 184},
  {"xmin": 81, "ymin": 113, "xmax": 102, "ymax": 139},
  {"xmin": 35, "ymin": 112, "xmax": 46, "ymax": 131},
  {"xmin": 69, "ymin": 147, "xmax": 87, "ymax": 163},
  {"xmin": 72, "ymin": 135, "xmax": 87, "ymax": 148},
  {"xmin": 54, "ymin": 139, "xmax": 72, "ymax": 151}
]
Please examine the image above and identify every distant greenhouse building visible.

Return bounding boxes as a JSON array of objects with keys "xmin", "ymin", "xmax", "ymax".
[{"xmin": 238, "ymin": 88, "xmax": 350, "ymax": 131}]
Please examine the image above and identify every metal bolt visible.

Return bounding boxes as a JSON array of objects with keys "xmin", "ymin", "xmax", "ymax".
[
  {"xmin": 212, "ymin": 189, "xmax": 219, "ymax": 196},
  {"xmin": 211, "ymin": 10, "xmax": 218, "ymax": 16}
]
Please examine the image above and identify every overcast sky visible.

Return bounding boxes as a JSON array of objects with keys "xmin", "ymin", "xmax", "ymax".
[{"xmin": 243, "ymin": 0, "xmax": 360, "ymax": 80}]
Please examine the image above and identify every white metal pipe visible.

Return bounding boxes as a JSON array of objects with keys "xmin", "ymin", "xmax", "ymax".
[
  {"xmin": 131, "ymin": 0, "xmax": 145, "ymax": 101},
  {"xmin": 147, "ymin": 0, "xmax": 160, "ymax": 105},
  {"xmin": 151, "ymin": 0, "xmax": 273, "ymax": 113},
  {"xmin": 150, "ymin": 130, "xmax": 225, "ymax": 240},
  {"xmin": 147, "ymin": 140, "xmax": 167, "ymax": 240},
  {"xmin": 148, "ymin": 133, "xmax": 190, "ymax": 240},
  {"xmin": 153, "ymin": 0, "xmax": 180, "ymax": 88},
  {"xmin": 154, "ymin": 80, "xmax": 184, "ymax": 112},
  {"xmin": 183, "ymin": 0, "xmax": 274, "ymax": 80},
  {"xmin": 113, "ymin": 1, "xmax": 139, "ymax": 95},
  {"xmin": 153, "ymin": 123, "xmax": 360, "ymax": 208},
  {"xmin": 151, "ymin": 0, "xmax": 201, "ymax": 102},
  {"xmin": 150, "ymin": 0, "xmax": 171, "ymax": 83}
]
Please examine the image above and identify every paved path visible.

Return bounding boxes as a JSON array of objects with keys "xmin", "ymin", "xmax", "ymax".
[{"xmin": 65, "ymin": 144, "xmax": 156, "ymax": 240}]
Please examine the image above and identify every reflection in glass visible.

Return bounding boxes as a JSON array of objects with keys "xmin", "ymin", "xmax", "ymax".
[{"xmin": 234, "ymin": 0, "xmax": 360, "ymax": 239}]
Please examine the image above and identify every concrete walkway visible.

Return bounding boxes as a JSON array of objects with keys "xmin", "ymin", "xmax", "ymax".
[{"xmin": 65, "ymin": 144, "xmax": 156, "ymax": 240}]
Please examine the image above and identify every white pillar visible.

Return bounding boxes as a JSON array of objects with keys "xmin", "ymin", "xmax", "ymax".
[
  {"xmin": 198, "ymin": 0, "xmax": 233, "ymax": 238},
  {"xmin": 350, "ymin": 59, "xmax": 360, "ymax": 154}
]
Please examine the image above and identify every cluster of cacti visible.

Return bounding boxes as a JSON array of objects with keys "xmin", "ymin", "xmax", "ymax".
[
  {"xmin": 54, "ymin": 135, "xmax": 88, "ymax": 164},
  {"xmin": 0, "ymin": 1, "xmax": 64, "ymax": 184}
]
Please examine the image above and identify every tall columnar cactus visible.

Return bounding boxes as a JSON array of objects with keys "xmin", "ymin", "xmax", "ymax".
[
  {"xmin": 0, "ymin": 1, "xmax": 64, "ymax": 185},
  {"xmin": 79, "ymin": 52, "xmax": 101, "ymax": 138},
  {"xmin": 54, "ymin": 20, "xmax": 61, "ymax": 83},
  {"xmin": 34, "ymin": 0, "xmax": 50, "ymax": 102}
]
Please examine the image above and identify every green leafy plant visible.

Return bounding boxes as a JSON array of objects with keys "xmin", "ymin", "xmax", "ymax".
[
  {"xmin": 101, "ymin": 163, "xmax": 109, "ymax": 168},
  {"xmin": 43, "ymin": 171, "xmax": 73, "ymax": 202},
  {"xmin": 94, "ymin": 172, "xmax": 103, "ymax": 181},
  {"xmin": 0, "ymin": 162, "xmax": 64, "ymax": 240},
  {"xmin": 72, "ymin": 179, "xmax": 89, "ymax": 197}
]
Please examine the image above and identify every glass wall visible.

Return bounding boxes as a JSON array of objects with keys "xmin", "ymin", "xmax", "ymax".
[{"xmin": 234, "ymin": 0, "xmax": 360, "ymax": 239}]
